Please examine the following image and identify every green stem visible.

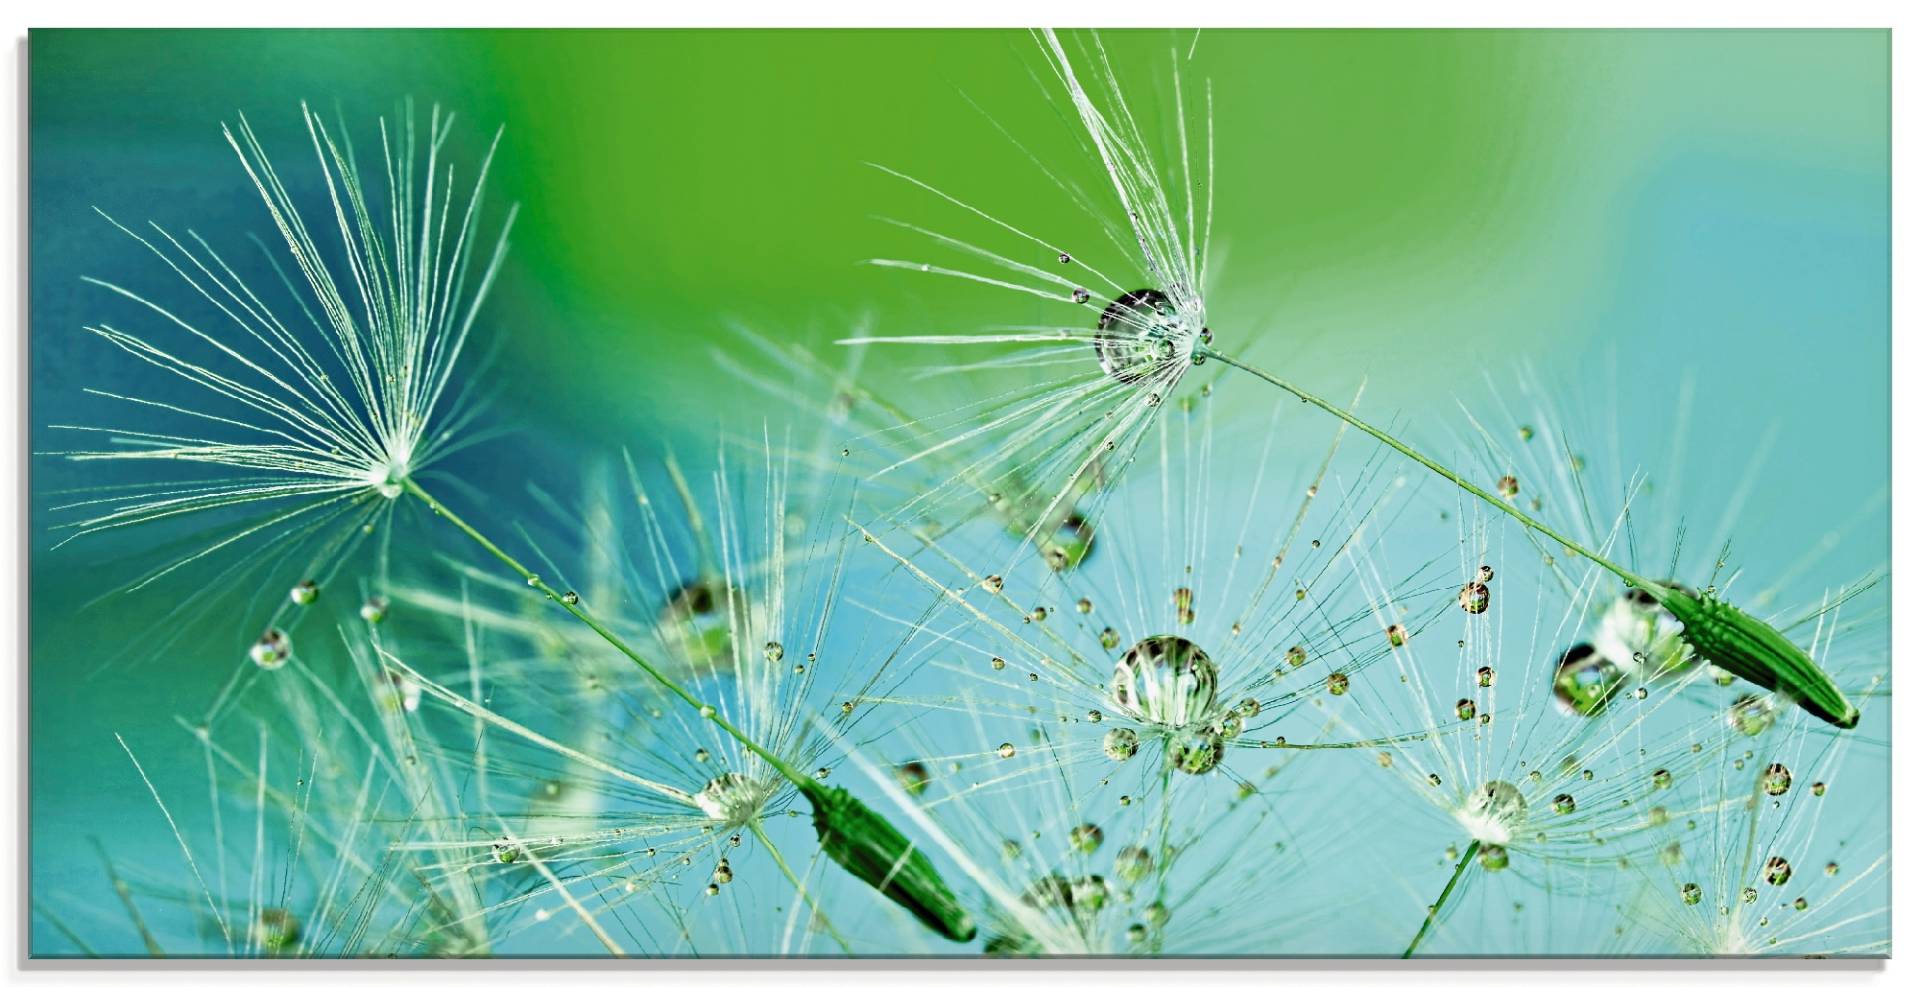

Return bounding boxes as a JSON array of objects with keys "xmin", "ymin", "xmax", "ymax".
[
  {"xmin": 1403, "ymin": 839, "xmax": 1479, "ymax": 959},
  {"xmin": 401, "ymin": 478, "xmax": 812, "ymax": 792},
  {"xmin": 749, "ymin": 817, "xmax": 853, "ymax": 954},
  {"xmin": 1199, "ymin": 348, "xmax": 1652, "ymax": 593}
]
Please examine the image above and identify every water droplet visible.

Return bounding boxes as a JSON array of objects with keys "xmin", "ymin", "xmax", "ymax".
[
  {"xmin": 997, "ymin": 742, "xmax": 1016, "ymax": 759},
  {"xmin": 1386, "ymin": 624, "xmax": 1409, "ymax": 647},
  {"xmin": 698, "ymin": 705, "xmax": 715, "ymax": 718},
  {"xmin": 1170, "ymin": 726, "xmax": 1224, "ymax": 775},
  {"xmin": 289, "ymin": 580, "xmax": 319, "ymax": 606},
  {"xmin": 1286, "ymin": 645, "xmax": 1308, "ymax": 668},
  {"xmin": 765, "ymin": 641, "xmax": 784, "ymax": 662},
  {"xmin": 1811, "ymin": 781, "xmax": 1827, "ymax": 797},
  {"xmin": 1102, "ymin": 728, "xmax": 1139, "ymax": 762},
  {"xmin": 982, "ymin": 575, "xmax": 1004, "ymax": 594},
  {"xmin": 1793, "ymin": 896, "xmax": 1808, "ymax": 911},
  {"xmin": 1459, "ymin": 582, "xmax": 1490, "ymax": 615},
  {"xmin": 1652, "ymin": 768, "xmax": 1673, "ymax": 790},
  {"xmin": 990, "ymin": 656, "xmax": 1006, "ymax": 671},
  {"xmin": 1069, "ymin": 823, "xmax": 1104, "ymax": 854},
  {"xmin": 1470, "ymin": 781, "xmax": 1528, "ymax": 842},
  {"xmin": 1455, "ymin": 699, "xmax": 1477, "ymax": 721},
  {"xmin": 1553, "ymin": 643, "xmax": 1626, "ymax": 717},
  {"xmin": 1071, "ymin": 287, "xmax": 1091, "ymax": 304},
  {"xmin": 492, "ymin": 841, "xmax": 521, "ymax": 864},
  {"xmin": 1765, "ymin": 856, "xmax": 1793, "ymax": 886},
  {"xmin": 1497, "ymin": 475, "xmax": 1520, "ymax": 500},
  {"xmin": 249, "ymin": 629, "xmax": 291, "ymax": 670},
  {"xmin": 1479, "ymin": 845, "xmax": 1511, "ymax": 872},
  {"xmin": 1108, "ymin": 635, "xmax": 1218, "ymax": 727},
  {"xmin": 694, "ymin": 773, "xmax": 772, "ymax": 825},
  {"xmin": 1762, "ymin": 762, "xmax": 1792, "ymax": 796},
  {"xmin": 1477, "ymin": 666, "xmax": 1496, "ymax": 688},
  {"xmin": 1058, "ymin": 252, "xmax": 1073, "ymax": 264},
  {"xmin": 1326, "ymin": 672, "xmax": 1350, "ymax": 696},
  {"xmin": 1727, "ymin": 694, "xmax": 1777, "ymax": 737},
  {"xmin": 359, "ymin": 596, "xmax": 389, "ymax": 624},
  {"xmin": 1076, "ymin": 597, "xmax": 1094, "ymax": 614},
  {"xmin": 1552, "ymin": 793, "xmax": 1576, "ymax": 815},
  {"xmin": 1092, "ymin": 289, "xmax": 1195, "ymax": 386},
  {"xmin": 1680, "ymin": 883, "xmax": 1702, "ymax": 906},
  {"xmin": 561, "ymin": 590, "xmax": 580, "ymax": 606},
  {"xmin": 895, "ymin": 761, "xmax": 931, "ymax": 797},
  {"xmin": 1660, "ymin": 842, "xmax": 1684, "ymax": 866},
  {"xmin": 253, "ymin": 907, "xmax": 301, "ymax": 952}
]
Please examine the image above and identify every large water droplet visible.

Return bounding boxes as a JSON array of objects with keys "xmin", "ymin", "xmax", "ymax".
[
  {"xmin": 1108, "ymin": 635, "xmax": 1219, "ymax": 727},
  {"xmin": 1093, "ymin": 289, "xmax": 1192, "ymax": 386}
]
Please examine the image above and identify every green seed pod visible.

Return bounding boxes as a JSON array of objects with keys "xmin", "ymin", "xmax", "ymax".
[
  {"xmin": 1650, "ymin": 587, "xmax": 1858, "ymax": 729},
  {"xmin": 802, "ymin": 781, "xmax": 977, "ymax": 942}
]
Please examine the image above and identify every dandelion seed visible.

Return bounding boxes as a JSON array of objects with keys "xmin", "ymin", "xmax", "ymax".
[{"xmin": 63, "ymin": 102, "xmax": 515, "ymax": 608}]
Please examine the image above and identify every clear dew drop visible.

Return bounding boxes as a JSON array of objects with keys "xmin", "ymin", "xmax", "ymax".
[
  {"xmin": 765, "ymin": 641, "xmax": 784, "ymax": 662},
  {"xmin": 1727, "ymin": 694, "xmax": 1777, "ymax": 737},
  {"xmin": 1170, "ymin": 727, "xmax": 1225, "ymax": 775},
  {"xmin": 359, "ymin": 596, "xmax": 389, "ymax": 624},
  {"xmin": 1455, "ymin": 699, "xmax": 1477, "ymax": 721},
  {"xmin": 1069, "ymin": 823, "xmax": 1104, "ymax": 854},
  {"xmin": 1478, "ymin": 844, "xmax": 1511, "ymax": 872},
  {"xmin": 1552, "ymin": 793, "xmax": 1576, "ymax": 815},
  {"xmin": 1764, "ymin": 856, "xmax": 1793, "ymax": 887},
  {"xmin": 1072, "ymin": 288, "xmax": 1091, "ymax": 304},
  {"xmin": 997, "ymin": 742, "xmax": 1016, "ymax": 759},
  {"xmin": 1681, "ymin": 883, "xmax": 1702, "ymax": 906},
  {"xmin": 1497, "ymin": 475, "xmax": 1520, "ymax": 500},
  {"xmin": 895, "ymin": 761, "xmax": 931, "ymax": 798},
  {"xmin": 1459, "ymin": 582, "xmax": 1490, "ymax": 615},
  {"xmin": 1552, "ymin": 643, "xmax": 1627, "ymax": 717},
  {"xmin": 1108, "ymin": 635, "xmax": 1219, "ymax": 727},
  {"xmin": 249, "ymin": 628, "xmax": 291, "ymax": 670},
  {"xmin": 1103, "ymin": 728, "xmax": 1140, "ymax": 762},
  {"xmin": 561, "ymin": 590, "xmax": 580, "ymax": 606},
  {"xmin": 1326, "ymin": 672, "xmax": 1349, "ymax": 696},
  {"xmin": 1762, "ymin": 762, "xmax": 1792, "ymax": 797},
  {"xmin": 1386, "ymin": 624, "xmax": 1409, "ymax": 647},
  {"xmin": 1092, "ymin": 289, "xmax": 1191, "ymax": 386},
  {"xmin": 289, "ymin": 580, "xmax": 319, "ymax": 606}
]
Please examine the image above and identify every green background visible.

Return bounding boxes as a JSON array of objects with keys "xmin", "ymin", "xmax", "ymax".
[{"xmin": 29, "ymin": 29, "xmax": 1889, "ymax": 954}]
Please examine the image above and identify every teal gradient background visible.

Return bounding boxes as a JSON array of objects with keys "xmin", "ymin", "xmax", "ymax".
[{"xmin": 28, "ymin": 29, "xmax": 1888, "ymax": 955}]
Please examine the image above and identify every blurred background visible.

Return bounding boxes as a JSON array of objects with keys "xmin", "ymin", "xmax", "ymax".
[{"xmin": 28, "ymin": 28, "xmax": 1889, "ymax": 955}]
